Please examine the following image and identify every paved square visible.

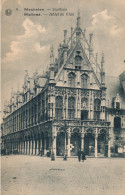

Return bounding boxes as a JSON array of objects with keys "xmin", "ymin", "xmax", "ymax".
[{"xmin": 1, "ymin": 155, "xmax": 125, "ymax": 195}]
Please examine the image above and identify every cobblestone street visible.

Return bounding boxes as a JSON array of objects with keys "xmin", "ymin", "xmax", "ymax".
[{"xmin": 1, "ymin": 155, "xmax": 125, "ymax": 195}]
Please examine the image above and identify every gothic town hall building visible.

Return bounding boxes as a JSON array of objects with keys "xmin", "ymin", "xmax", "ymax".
[{"xmin": 2, "ymin": 12, "xmax": 125, "ymax": 158}]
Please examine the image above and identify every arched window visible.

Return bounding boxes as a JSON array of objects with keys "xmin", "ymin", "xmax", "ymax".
[
  {"xmin": 68, "ymin": 97, "xmax": 75, "ymax": 119},
  {"xmin": 94, "ymin": 99, "xmax": 101, "ymax": 111},
  {"xmin": 81, "ymin": 74, "xmax": 89, "ymax": 88},
  {"xmin": 68, "ymin": 72, "xmax": 76, "ymax": 87},
  {"xmin": 55, "ymin": 96, "xmax": 63, "ymax": 119},
  {"xmin": 94, "ymin": 98, "xmax": 101, "ymax": 120},
  {"xmin": 75, "ymin": 55, "xmax": 82, "ymax": 69}
]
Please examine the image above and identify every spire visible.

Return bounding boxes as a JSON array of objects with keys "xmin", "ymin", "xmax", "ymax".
[
  {"xmin": 49, "ymin": 45, "xmax": 55, "ymax": 82},
  {"xmin": 63, "ymin": 30, "xmax": 67, "ymax": 46},
  {"xmin": 89, "ymin": 33, "xmax": 93, "ymax": 51},
  {"xmin": 70, "ymin": 27, "xmax": 73, "ymax": 47},
  {"xmin": 76, "ymin": 9, "xmax": 81, "ymax": 42},
  {"xmin": 96, "ymin": 53, "xmax": 98, "ymax": 74},
  {"xmin": 101, "ymin": 52, "xmax": 105, "ymax": 72},
  {"xmin": 76, "ymin": 9, "xmax": 81, "ymax": 28},
  {"xmin": 100, "ymin": 52, "xmax": 105, "ymax": 86},
  {"xmin": 50, "ymin": 45, "xmax": 54, "ymax": 65}
]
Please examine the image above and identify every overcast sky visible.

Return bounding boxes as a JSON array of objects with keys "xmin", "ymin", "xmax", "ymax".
[{"xmin": 1, "ymin": 0, "xmax": 125, "ymax": 113}]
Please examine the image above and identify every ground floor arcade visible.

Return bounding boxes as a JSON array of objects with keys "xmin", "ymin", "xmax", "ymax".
[{"xmin": 2, "ymin": 120, "xmax": 111, "ymax": 157}]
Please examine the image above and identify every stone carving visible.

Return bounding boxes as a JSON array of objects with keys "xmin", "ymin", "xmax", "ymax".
[
  {"xmin": 81, "ymin": 89, "xmax": 89, "ymax": 97},
  {"xmin": 93, "ymin": 90, "xmax": 101, "ymax": 99}
]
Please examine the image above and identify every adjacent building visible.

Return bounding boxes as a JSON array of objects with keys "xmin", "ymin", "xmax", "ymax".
[{"xmin": 1, "ymin": 12, "xmax": 125, "ymax": 157}]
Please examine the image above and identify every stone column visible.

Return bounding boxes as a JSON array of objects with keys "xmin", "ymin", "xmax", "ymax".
[
  {"xmin": 44, "ymin": 137, "xmax": 47, "ymax": 155},
  {"xmin": 26, "ymin": 141, "xmax": 28, "ymax": 154},
  {"xmin": 24, "ymin": 141, "xmax": 26, "ymax": 154},
  {"xmin": 29, "ymin": 140, "xmax": 31, "ymax": 154},
  {"xmin": 67, "ymin": 132, "xmax": 71, "ymax": 157},
  {"xmin": 30, "ymin": 139, "xmax": 33, "ymax": 155},
  {"xmin": 52, "ymin": 137, "xmax": 56, "ymax": 157},
  {"xmin": 33, "ymin": 139, "xmax": 35, "ymax": 155},
  {"xmin": 21, "ymin": 141, "xmax": 23, "ymax": 154},
  {"xmin": 12, "ymin": 140, "xmax": 14, "ymax": 153},
  {"xmin": 20, "ymin": 141, "xmax": 22, "ymax": 154},
  {"xmin": 52, "ymin": 126, "xmax": 57, "ymax": 157},
  {"xmin": 36, "ymin": 140, "xmax": 39, "ymax": 155},
  {"xmin": 35, "ymin": 139, "xmax": 37, "ymax": 155},
  {"xmin": 27, "ymin": 140, "xmax": 28, "ymax": 154},
  {"xmin": 108, "ymin": 136, "xmax": 111, "ymax": 158},
  {"xmin": 23, "ymin": 141, "xmax": 25, "ymax": 154},
  {"xmin": 81, "ymin": 134, "xmax": 84, "ymax": 151},
  {"xmin": 81, "ymin": 127, "xmax": 85, "ymax": 151},
  {"xmin": 18, "ymin": 141, "xmax": 20, "ymax": 153},
  {"xmin": 40, "ymin": 138, "xmax": 42, "ymax": 151},
  {"xmin": 19, "ymin": 142, "xmax": 21, "ymax": 154},
  {"xmin": 17, "ymin": 141, "xmax": 18, "ymax": 152},
  {"xmin": 95, "ymin": 129, "xmax": 98, "ymax": 157}
]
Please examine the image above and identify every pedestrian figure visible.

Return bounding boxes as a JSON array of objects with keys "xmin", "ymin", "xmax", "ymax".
[
  {"xmin": 81, "ymin": 150, "xmax": 86, "ymax": 162},
  {"xmin": 77, "ymin": 149, "xmax": 82, "ymax": 162}
]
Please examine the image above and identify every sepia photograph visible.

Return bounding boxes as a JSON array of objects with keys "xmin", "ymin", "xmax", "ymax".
[{"xmin": 1, "ymin": 0, "xmax": 125, "ymax": 195}]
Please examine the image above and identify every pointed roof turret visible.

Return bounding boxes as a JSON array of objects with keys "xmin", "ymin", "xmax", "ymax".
[
  {"xmin": 101, "ymin": 52, "xmax": 105, "ymax": 72},
  {"xmin": 76, "ymin": 9, "xmax": 81, "ymax": 29},
  {"xmin": 50, "ymin": 44, "xmax": 54, "ymax": 65},
  {"xmin": 76, "ymin": 9, "xmax": 81, "ymax": 42}
]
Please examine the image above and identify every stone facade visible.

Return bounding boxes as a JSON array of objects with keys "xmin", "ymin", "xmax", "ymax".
[{"xmin": 2, "ymin": 12, "xmax": 125, "ymax": 157}]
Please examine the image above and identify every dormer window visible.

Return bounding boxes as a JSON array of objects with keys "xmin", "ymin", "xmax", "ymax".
[
  {"xmin": 81, "ymin": 73, "xmax": 89, "ymax": 88},
  {"xmin": 68, "ymin": 72, "xmax": 76, "ymax": 87},
  {"xmin": 116, "ymin": 102, "xmax": 120, "ymax": 109},
  {"xmin": 75, "ymin": 55, "xmax": 82, "ymax": 69},
  {"xmin": 113, "ymin": 94, "xmax": 121, "ymax": 109}
]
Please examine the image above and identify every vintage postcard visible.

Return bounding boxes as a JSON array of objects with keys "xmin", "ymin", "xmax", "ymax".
[{"xmin": 1, "ymin": 0, "xmax": 125, "ymax": 195}]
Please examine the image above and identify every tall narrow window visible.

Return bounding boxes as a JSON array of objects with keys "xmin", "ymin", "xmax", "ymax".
[
  {"xmin": 68, "ymin": 97, "xmax": 75, "ymax": 119},
  {"xmin": 81, "ymin": 74, "xmax": 89, "ymax": 88},
  {"xmin": 94, "ymin": 98, "xmax": 101, "ymax": 120},
  {"xmin": 55, "ymin": 96, "xmax": 63, "ymax": 119},
  {"xmin": 94, "ymin": 99, "xmax": 101, "ymax": 111},
  {"xmin": 114, "ymin": 117, "xmax": 121, "ymax": 128},
  {"xmin": 68, "ymin": 72, "xmax": 76, "ymax": 87},
  {"xmin": 116, "ymin": 102, "xmax": 120, "ymax": 109},
  {"xmin": 75, "ymin": 55, "xmax": 82, "ymax": 69}
]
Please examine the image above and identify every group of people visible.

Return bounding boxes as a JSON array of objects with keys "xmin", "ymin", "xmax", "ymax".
[{"xmin": 77, "ymin": 149, "xmax": 86, "ymax": 162}]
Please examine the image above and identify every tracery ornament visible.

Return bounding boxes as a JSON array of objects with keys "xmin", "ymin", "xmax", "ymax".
[
  {"xmin": 68, "ymin": 88, "xmax": 77, "ymax": 96},
  {"xmin": 55, "ymin": 88, "xmax": 65, "ymax": 96},
  {"xmin": 81, "ymin": 89, "xmax": 89, "ymax": 97},
  {"xmin": 101, "ymin": 90, "xmax": 106, "ymax": 98},
  {"xmin": 72, "ymin": 127, "xmax": 81, "ymax": 133},
  {"xmin": 93, "ymin": 90, "xmax": 101, "ymax": 99},
  {"xmin": 84, "ymin": 128, "xmax": 95, "ymax": 136}
]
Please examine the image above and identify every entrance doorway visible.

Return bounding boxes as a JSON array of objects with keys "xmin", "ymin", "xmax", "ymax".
[
  {"xmin": 56, "ymin": 132, "xmax": 65, "ymax": 156},
  {"xmin": 70, "ymin": 132, "xmax": 81, "ymax": 156},
  {"xmin": 98, "ymin": 134, "xmax": 107, "ymax": 157},
  {"xmin": 84, "ymin": 133, "xmax": 95, "ymax": 156}
]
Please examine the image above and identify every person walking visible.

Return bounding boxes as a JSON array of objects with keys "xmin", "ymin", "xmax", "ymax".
[
  {"xmin": 77, "ymin": 148, "xmax": 82, "ymax": 162},
  {"xmin": 81, "ymin": 150, "xmax": 86, "ymax": 162}
]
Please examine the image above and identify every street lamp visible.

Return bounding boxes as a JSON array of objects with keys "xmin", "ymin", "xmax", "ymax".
[
  {"xmin": 51, "ymin": 102, "xmax": 55, "ymax": 161},
  {"xmin": 63, "ymin": 91, "xmax": 68, "ymax": 160}
]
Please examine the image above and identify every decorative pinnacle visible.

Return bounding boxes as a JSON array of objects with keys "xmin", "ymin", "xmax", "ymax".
[
  {"xmin": 50, "ymin": 45, "xmax": 54, "ymax": 64},
  {"xmin": 101, "ymin": 52, "xmax": 105, "ymax": 72},
  {"xmin": 64, "ymin": 30, "xmax": 67, "ymax": 46},
  {"xmin": 77, "ymin": 9, "xmax": 81, "ymax": 28},
  {"xmin": 96, "ymin": 53, "xmax": 98, "ymax": 62}
]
